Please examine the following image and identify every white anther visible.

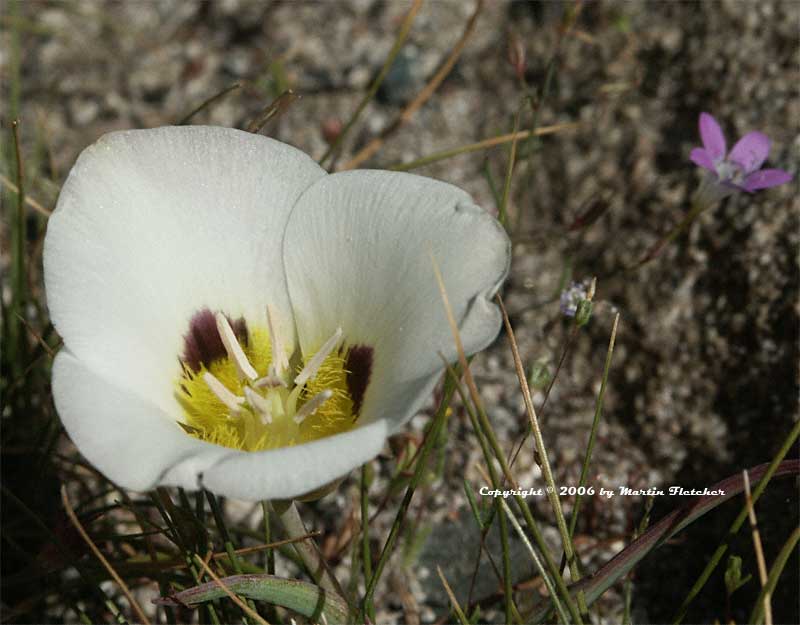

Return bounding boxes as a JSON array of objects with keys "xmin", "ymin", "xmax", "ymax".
[
  {"xmin": 215, "ymin": 312, "xmax": 258, "ymax": 381},
  {"xmin": 254, "ymin": 374, "xmax": 287, "ymax": 389},
  {"xmin": 266, "ymin": 304, "xmax": 289, "ymax": 377},
  {"xmin": 202, "ymin": 372, "xmax": 244, "ymax": 415},
  {"xmin": 244, "ymin": 387, "xmax": 273, "ymax": 425},
  {"xmin": 294, "ymin": 327, "xmax": 343, "ymax": 387},
  {"xmin": 293, "ymin": 389, "xmax": 333, "ymax": 424}
]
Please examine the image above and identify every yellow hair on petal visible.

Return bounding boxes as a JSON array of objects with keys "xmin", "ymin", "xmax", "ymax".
[{"xmin": 298, "ymin": 351, "xmax": 354, "ymax": 441}]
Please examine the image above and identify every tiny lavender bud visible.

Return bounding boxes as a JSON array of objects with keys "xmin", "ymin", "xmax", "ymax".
[{"xmin": 559, "ymin": 280, "xmax": 590, "ymax": 317}]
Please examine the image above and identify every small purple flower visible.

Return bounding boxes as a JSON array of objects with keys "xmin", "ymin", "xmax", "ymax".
[
  {"xmin": 690, "ymin": 112, "xmax": 792, "ymax": 194},
  {"xmin": 559, "ymin": 280, "xmax": 589, "ymax": 317}
]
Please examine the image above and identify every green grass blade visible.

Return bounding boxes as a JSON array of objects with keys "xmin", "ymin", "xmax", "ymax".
[{"xmin": 749, "ymin": 525, "xmax": 800, "ymax": 625}]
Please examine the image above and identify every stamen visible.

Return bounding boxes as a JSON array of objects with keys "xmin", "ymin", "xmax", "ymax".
[
  {"xmin": 215, "ymin": 312, "xmax": 258, "ymax": 380},
  {"xmin": 266, "ymin": 304, "xmax": 289, "ymax": 377},
  {"xmin": 293, "ymin": 390, "xmax": 333, "ymax": 424},
  {"xmin": 294, "ymin": 327, "xmax": 343, "ymax": 387},
  {"xmin": 244, "ymin": 387, "xmax": 273, "ymax": 424},
  {"xmin": 202, "ymin": 372, "xmax": 244, "ymax": 415}
]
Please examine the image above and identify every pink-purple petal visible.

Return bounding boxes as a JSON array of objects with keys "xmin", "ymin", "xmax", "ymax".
[
  {"xmin": 741, "ymin": 168, "xmax": 793, "ymax": 192},
  {"xmin": 699, "ymin": 112, "xmax": 726, "ymax": 160},
  {"xmin": 690, "ymin": 147, "xmax": 716, "ymax": 171},
  {"xmin": 729, "ymin": 131, "xmax": 771, "ymax": 174}
]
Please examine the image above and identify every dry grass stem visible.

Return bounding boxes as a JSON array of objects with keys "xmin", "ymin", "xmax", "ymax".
[
  {"xmin": 319, "ymin": 0, "xmax": 423, "ymax": 166},
  {"xmin": 193, "ymin": 553, "xmax": 270, "ymax": 625},
  {"xmin": 496, "ymin": 294, "xmax": 588, "ymax": 615},
  {"xmin": 0, "ymin": 173, "xmax": 51, "ymax": 216},
  {"xmin": 341, "ymin": 0, "xmax": 484, "ymax": 170},
  {"xmin": 389, "ymin": 121, "xmax": 580, "ymax": 171},
  {"xmin": 436, "ymin": 565, "xmax": 470, "ymax": 625},
  {"xmin": 743, "ymin": 470, "xmax": 772, "ymax": 625},
  {"xmin": 246, "ymin": 89, "xmax": 299, "ymax": 134},
  {"xmin": 60, "ymin": 485, "xmax": 152, "ymax": 625}
]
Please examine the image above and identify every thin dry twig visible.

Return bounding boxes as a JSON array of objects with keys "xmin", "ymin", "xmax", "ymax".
[
  {"xmin": 388, "ymin": 121, "xmax": 579, "ymax": 171},
  {"xmin": 743, "ymin": 470, "xmax": 772, "ymax": 625},
  {"xmin": 340, "ymin": 0, "xmax": 484, "ymax": 170},
  {"xmin": 427, "ymin": 253, "xmax": 492, "ymax": 450},
  {"xmin": 498, "ymin": 102, "xmax": 525, "ymax": 226},
  {"xmin": 319, "ymin": 0, "xmax": 423, "ymax": 166},
  {"xmin": 15, "ymin": 312, "xmax": 56, "ymax": 358},
  {"xmin": 0, "ymin": 173, "xmax": 51, "ymax": 216},
  {"xmin": 177, "ymin": 82, "xmax": 242, "ymax": 125},
  {"xmin": 160, "ymin": 532, "xmax": 321, "ymax": 571},
  {"xmin": 193, "ymin": 554, "xmax": 270, "ymax": 625},
  {"xmin": 246, "ymin": 89, "xmax": 300, "ymax": 134},
  {"xmin": 436, "ymin": 565, "xmax": 470, "ymax": 625},
  {"xmin": 60, "ymin": 485, "xmax": 152, "ymax": 625}
]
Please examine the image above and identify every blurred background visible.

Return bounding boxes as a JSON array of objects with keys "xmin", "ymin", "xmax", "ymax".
[{"xmin": 2, "ymin": 1, "xmax": 798, "ymax": 623}]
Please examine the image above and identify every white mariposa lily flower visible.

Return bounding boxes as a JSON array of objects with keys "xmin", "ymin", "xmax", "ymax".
[{"xmin": 44, "ymin": 126, "xmax": 510, "ymax": 501}]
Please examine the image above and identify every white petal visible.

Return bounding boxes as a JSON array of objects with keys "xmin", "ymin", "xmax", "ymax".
[
  {"xmin": 164, "ymin": 419, "xmax": 389, "ymax": 501},
  {"xmin": 44, "ymin": 126, "xmax": 325, "ymax": 413},
  {"xmin": 52, "ymin": 350, "xmax": 212, "ymax": 491},
  {"xmin": 283, "ymin": 170, "xmax": 510, "ymax": 431}
]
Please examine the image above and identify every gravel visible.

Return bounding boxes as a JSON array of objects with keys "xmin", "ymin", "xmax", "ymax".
[{"xmin": 7, "ymin": 1, "xmax": 798, "ymax": 623}]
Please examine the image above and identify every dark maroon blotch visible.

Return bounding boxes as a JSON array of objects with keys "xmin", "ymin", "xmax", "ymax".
[
  {"xmin": 181, "ymin": 308, "xmax": 248, "ymax": 373},
  {"xmin": 345, "ymin": 344, "xmax": 373, "ymax": 418}
]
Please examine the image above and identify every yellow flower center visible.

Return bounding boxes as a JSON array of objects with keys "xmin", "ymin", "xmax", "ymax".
[{"xmin": 175, "ymin": 309, "xmax": 356, "ymax": 452}]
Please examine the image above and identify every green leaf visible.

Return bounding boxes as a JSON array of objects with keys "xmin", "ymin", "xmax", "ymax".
[{"xmin": 154, "ymin": 574, "xmax": 349, "ymax": 623}]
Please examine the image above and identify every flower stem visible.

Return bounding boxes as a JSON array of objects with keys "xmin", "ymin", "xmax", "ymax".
[
  {"xmin": 360, "ymin": 465, "xmax": 375, "ymax": 621},
  {"xmin": 630, "ymin": 195, "xmax": 710, "ymax": 271},
  {"xmin": 261, "ymin": 501, "xmax": 275, "ymax": 575},
  {"xmin": 566, "ymin": 314, "xmax": 620, "ymax": 551},
  {"xmin": 271, "ymin": 500, "xmax": 350, "ymax": 611}
]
